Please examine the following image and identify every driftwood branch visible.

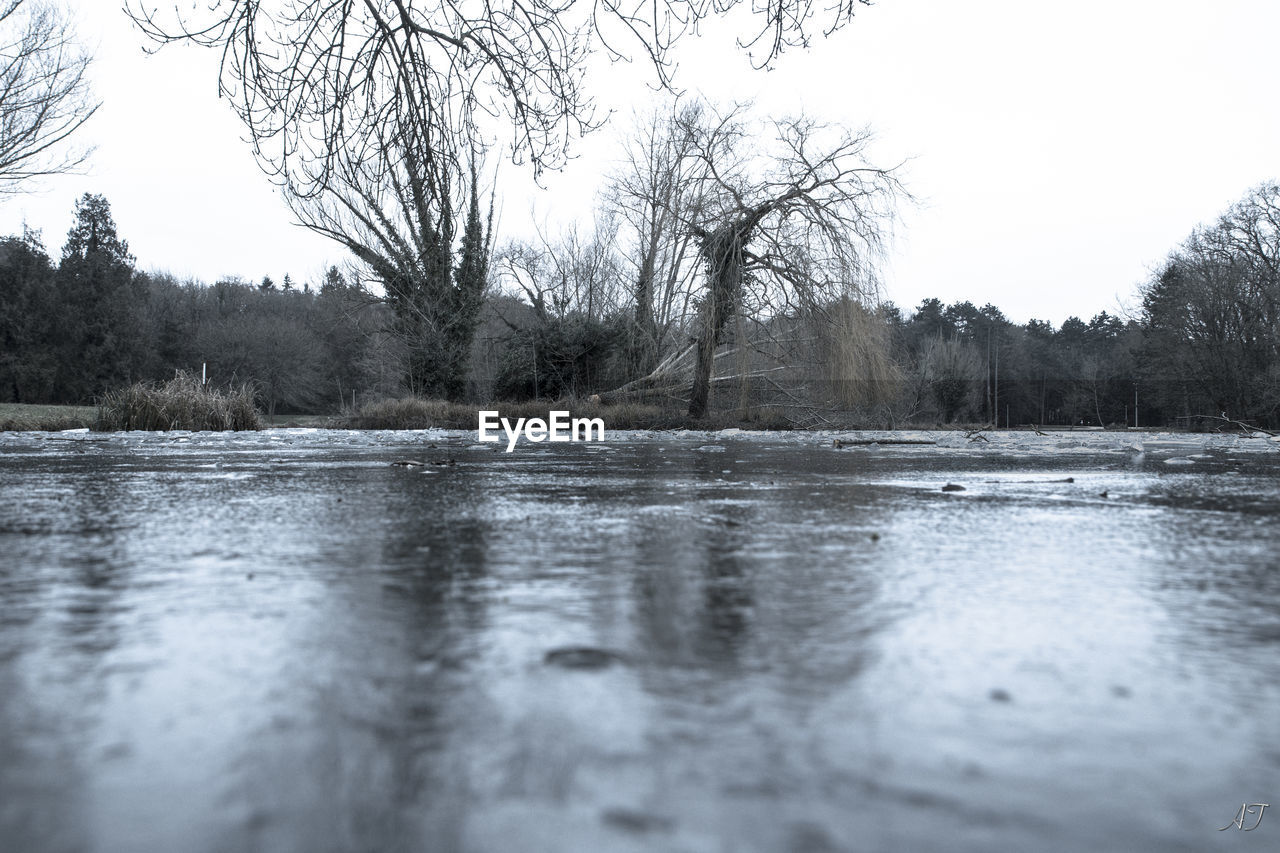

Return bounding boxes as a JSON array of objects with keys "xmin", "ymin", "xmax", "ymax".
[
  {"xmin": 598, "ymin": 341, "xmax": 789, "ymax": 405},
  {"xmin": 1174, "ymin": 415, "xmax": 1277, "ymax": 437}
]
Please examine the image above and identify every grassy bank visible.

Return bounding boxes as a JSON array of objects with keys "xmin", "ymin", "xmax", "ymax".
[
  {"xmin": 0, "ymin": 403, "xmax": 97, "ymax": 431},
  {"xmin": 343, "ymin": 397, "xmax": 793, "ymax": 431}
]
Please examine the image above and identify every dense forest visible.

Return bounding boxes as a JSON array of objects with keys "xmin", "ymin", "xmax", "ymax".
[{"xmin": 3, "ymin": 180, "xmax": 1277, "ymax": 429}]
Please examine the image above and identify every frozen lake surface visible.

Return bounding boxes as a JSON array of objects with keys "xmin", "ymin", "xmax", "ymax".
[{"xmin": 1, "ymin": 427, "xmax": 1278, "ymax": 852}]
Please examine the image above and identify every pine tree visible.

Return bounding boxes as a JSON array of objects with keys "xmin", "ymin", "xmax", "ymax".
[
  {"xmin": 445, "ymin": 170, "xmax": 492, "ymax": 400},
  {"xmin": 373, "ymin": 169, "xmax": 490, "ymax": 401},
  {"xmin": 0, "ymin": 228, "xmax": 57, "ymax": 401},
  {"xmin": 54, "ymin": 194, "xmax": 142, "ymax": 402},
  {"xmin": 319, "ymin": 265, "xmax": 347, "ymax": 294}
]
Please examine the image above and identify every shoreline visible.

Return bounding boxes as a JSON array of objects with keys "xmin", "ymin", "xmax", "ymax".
[{"xmin": 2, "ymin": 401, "xmax": 1276, "ymax": 439}]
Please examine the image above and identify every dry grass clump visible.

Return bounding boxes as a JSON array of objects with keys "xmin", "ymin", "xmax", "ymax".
[
  {"xmin": 95, "ymin": 374, "xmax": 261, "ymax": 431},
  {"xmin": 344, "ymin": 397, "xmax": 474, "ymax": 429},
  {"xmin": 572, "ymin": 400, "xmax": 691, "ymax": 430}
]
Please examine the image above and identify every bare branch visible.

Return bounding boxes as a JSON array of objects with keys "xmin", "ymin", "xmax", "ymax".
[{"xmin": 0, "ymin": 0, "xmax": 99, "ymax": 195}]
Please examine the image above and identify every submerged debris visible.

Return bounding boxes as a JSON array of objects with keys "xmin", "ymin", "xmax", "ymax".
[
  {"xmin": 544, "ymin": 646, "xmax": 627, "ymax": 670},
  {"xmin": 602, "ymin": 808, "xmax": 675, "ymax": 835},
  {"xmin": 989, "ymin": 688, "xmax": 1012, "ymax": 703},
  {"xmin": 833, "ymin": 437, "xmax": 936, "ymax": 448}
]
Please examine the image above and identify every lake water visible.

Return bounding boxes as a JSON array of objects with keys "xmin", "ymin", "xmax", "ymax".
[{"xmin": 1, "ymin": 428, "xmax": 1278, "ymax": 852}]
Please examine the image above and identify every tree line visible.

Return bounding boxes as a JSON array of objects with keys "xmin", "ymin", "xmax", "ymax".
[
  {"xmin": 883, "ymin": 183, "xmax": 1279, "ymax": 429},
  {"xmin": 0, "ymin": 193, "xmax": 393, "ymax": 413},
  {"xmin": 3, "ymin": 179, "xmax": 1276, "ymax": 428}
]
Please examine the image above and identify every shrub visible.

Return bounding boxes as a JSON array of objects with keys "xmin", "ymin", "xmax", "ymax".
[
  {"xmin": 96, "ymin": 373, "xmax": 261, "ymax": 431},
  {"xmin": 492, "ymin": 314, "xmax": 634, "ymax": 401},
  {"xmin": 344, "ymin": 397, "xmax": 474, "ymax": 430}
]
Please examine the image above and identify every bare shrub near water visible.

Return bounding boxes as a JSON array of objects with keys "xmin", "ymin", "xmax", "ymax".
[
  {"xmin": 819, "ymin": 297, "xmax": 901, "ymax": 410},
  {"xmin": 344, "ymin": 398, "xmax": 472, "ymax": 430},
  {"xmin": 96, "ymin": 374, "xmax": 260, "ymax": 431}
]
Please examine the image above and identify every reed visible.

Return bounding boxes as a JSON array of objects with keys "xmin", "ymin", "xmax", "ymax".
[{"xmin": 95, "ymin": 373, "xmax": 261, "ymax": 431}]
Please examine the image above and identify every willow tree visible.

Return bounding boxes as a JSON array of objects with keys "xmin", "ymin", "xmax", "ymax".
[
  {"xmin": 609, "ymin": 103, "xmax": 904, "ymax": 418},
  {"xmin": 125, "ymin": 0, "xmax": 878, "ymax": 398}
]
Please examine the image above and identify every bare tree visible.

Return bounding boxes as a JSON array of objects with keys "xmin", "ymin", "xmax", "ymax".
[
  {"xmin": 922, "ymin": 334, "xmax": 981, "ymax": 423},
  {"xmin": 606, "ymin": 101, "xmax": 704, "ymax": 370},
  {"xmin": 0, "ymin": 0, "xmax": 98, "ymax": 195},
  {"xmin": 675, "ymin": 104, "xmax": 904, "ymax": 417},
  {"xmin": 125, "ymin": 2, "xmax": 878, "ymax": 401},
  {"xmin": 1215, "ymin": 182, "xmax": 1280, "ymax": 360},
  {"xmin": 1142, "ymin": 185, "xmax": 1280, "ymax": 425},
  {"xmin": 280, "ymin": 68, "xmax": 493, "ymax": 399},
  {"xmin": 126, "ymin": 0, "xmax": 875, "ymax": 188},
  {"xmin": 497, "ymin": 214, "xmax": 625, "ymax": 323},
  {"xmin": 600, "ymin": 103, "xmax": 904, "ymax": 418}
]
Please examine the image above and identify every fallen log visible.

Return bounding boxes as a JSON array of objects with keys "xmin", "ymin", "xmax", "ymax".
[{"xmin": 832, "ymin": 437, "xmax": 936, "ymax": 447}]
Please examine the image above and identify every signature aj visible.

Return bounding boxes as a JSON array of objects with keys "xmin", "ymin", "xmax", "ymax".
[{"xmin": 1221, "ymin": 803, "xmax": 1270, "ymax": 832}]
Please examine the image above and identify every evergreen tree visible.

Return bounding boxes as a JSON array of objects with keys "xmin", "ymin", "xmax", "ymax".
[
  {"xmin": 378, "ymin": 197, "xmax": 453, "ymax": 399},
  {"xmin": 376, "ymin": 169, "xmax": 491, "ymax": 401},
  {"xmin": 447, "ymin": 172, "xmax": 492, "ymax": 400},
  {"xmin": 54, "ymin": 194, "xmax": 143, "ymax": 402},
  {"xmin": 319, "ymin": 265, "xmax": 347, "ymax": 295},
  {"xmin": 0, "ymin": 228, "xmax": 57, "ymax": 401}
]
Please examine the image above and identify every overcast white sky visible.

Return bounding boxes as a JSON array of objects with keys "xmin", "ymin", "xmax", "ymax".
[{"xmin": 1, "ymin": 1, "xmax": 1277, "ymax": 324}]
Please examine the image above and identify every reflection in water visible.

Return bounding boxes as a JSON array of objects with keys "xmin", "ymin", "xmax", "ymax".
[
  {"xmin": 0, "ymin": 430, "xmax": 1278, "ymax": 852},
  {"xmin": 630, "ymin": 514, "xmax": 754, "ymax": 668}
]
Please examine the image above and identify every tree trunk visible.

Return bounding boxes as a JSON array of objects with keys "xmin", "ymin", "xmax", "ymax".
[
  {"xmin": 688, "ymin": 227, "xmax": 741, "ymax": 418},
  {"xmin": 634, "ymin": 249, "xmax": 658, "ymax": 373},
  {"xmin": 687, "ymin": 298, "xmax": 718, "ymax": 418}
]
